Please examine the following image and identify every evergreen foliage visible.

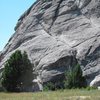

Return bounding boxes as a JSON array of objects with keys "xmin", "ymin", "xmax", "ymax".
[
  {"xmin": 43, "ymin": 63, "xmax": 86, "ymax": 91},
  {"xmin": 1, "ymin": 50, "xmax": 32, "ymax": 92},
  {"xmin": 64, "ymin": 64, "xmax": 86, "ymax": 89}
]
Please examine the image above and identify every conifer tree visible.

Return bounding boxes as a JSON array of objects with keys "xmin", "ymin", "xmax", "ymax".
[
  {"xmin": 1, "ymin": 50, "xmax": 32, "ymax": 92},
  {"xmin": 64, "ymin": 64, "xmax": 86, "ymax": 89}
]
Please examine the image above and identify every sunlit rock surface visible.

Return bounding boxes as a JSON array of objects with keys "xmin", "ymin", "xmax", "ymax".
[{"xmin": 0, "ymin": 0, "xmax": 100, "ymax": 91}]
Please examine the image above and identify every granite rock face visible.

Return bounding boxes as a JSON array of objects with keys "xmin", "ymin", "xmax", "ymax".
[{"xmin": 0, "ymin": 0, "xmax": 100, "ymax": 91}]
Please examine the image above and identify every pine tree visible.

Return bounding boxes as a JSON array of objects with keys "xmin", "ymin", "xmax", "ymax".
[
  {"xmin": 1, "ymin": 50, "xmax": 32, "ymax": 92},
  {"xmin": 64, "ymin": 64, "xmax": 86, "ymax": 89}
]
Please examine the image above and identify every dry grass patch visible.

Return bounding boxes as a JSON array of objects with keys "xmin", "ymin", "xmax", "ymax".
[{"xmin": 0, "ymin": 89, "xmax": 100, "ymax": 100}]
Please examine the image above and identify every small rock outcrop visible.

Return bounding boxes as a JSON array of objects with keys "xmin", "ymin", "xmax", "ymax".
[{"xmin": 0, "ymin": 0, "xmax": 100, "ymax": 91}]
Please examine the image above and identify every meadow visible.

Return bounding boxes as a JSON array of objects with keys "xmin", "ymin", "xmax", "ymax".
[{"xmin": 0, "ymin": 89, "xmax": 100, "ymax": 100}]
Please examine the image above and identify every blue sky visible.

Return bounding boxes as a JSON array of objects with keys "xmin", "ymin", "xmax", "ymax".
[{"xmin": 0, "ymin": 0, "xmax": 36, "ymax": 51}]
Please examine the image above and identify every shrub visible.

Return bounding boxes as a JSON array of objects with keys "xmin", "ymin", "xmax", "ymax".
[
  {"xmin": 1, "ymin": 50, "xmax": 32, "ymax": 92},
  {"xmin": 85, "ymin": 86, "xmax": 97, "ymax": 91},
  {"xmin": 43, "ymin": 82, "xmax": 56, "ymax": 91},
  {"xmin": 64, "ymin": 64, "xmax": 86, "ymax": 89}
]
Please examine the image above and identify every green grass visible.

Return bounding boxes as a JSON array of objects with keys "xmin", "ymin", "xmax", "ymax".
[{"xmin": 0, "ymin": 89, "xmax": 100, "ymax": 100}]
